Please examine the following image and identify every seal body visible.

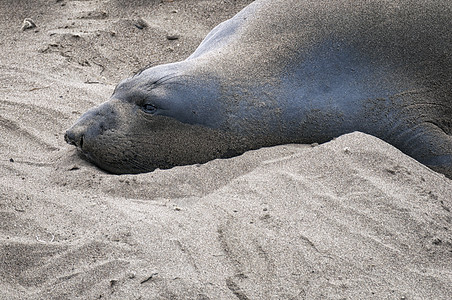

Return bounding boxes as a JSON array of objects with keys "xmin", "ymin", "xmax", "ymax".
[{"xmin": 65, "ymin": 0, "xmax": 452, "ymax": 177}]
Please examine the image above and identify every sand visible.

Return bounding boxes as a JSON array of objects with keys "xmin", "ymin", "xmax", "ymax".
[{"xmin": 1, "ymin": 0, "xmax": 452, "ymax": 299}]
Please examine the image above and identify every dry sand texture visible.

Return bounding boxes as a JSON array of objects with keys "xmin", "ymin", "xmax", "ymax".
[{"xmin": 1, "ymin": 0, "xmax": 452, "ymax": 299}]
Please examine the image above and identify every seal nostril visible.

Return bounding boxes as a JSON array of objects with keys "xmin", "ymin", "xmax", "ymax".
[
  {"xmin": 64, "ymin": 129, "xmax": 85, "ymax": 149},
  {"xmin": 64, "ymin": 132, "xmax": 70, "ymax": 144},
  {"xmin": 65, "ymin": 130, "xmax": 76, "ymax": 146}
]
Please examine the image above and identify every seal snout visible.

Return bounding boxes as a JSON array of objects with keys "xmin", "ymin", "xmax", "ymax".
[
  {"xmin": 64, "ymin": 101, "xmax": 118, "ymax": 151},
  {"xmin": 64, "ymin": 128, "xmax": 84, "ymax": 149}
]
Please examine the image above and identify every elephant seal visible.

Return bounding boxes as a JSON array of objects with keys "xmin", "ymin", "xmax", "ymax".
[{"xmin": 65, "ymin": 0, "xmax": 452, "ymax": 177}]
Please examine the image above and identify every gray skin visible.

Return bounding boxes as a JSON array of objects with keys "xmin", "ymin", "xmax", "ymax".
[{"xmin": 65, "ymin": 0, "xmax": 452, "ymax": 177}]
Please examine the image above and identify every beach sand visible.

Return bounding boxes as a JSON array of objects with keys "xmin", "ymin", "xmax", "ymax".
[{"xmin": 1, "ymin": 0, "xmax": 451, "ymax": 299}]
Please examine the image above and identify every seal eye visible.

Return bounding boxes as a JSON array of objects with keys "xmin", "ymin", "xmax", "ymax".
[{"xmin": 142, "ymin": 103, "xmax": 157, "ymax": 113}]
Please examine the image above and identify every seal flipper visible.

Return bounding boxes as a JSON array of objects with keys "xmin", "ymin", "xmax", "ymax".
[
  {"xmin": 361, "ymin": 88, "xmax": 452, "ymax": 178},
  {"xmin": 411, "ymin": 123, "xmax": 452, "ymax": 178},
  {"xmin": 187, "ymin": 1, "xmax": 259, "ymax": 60},
  {"xmin": 387, "ymin": 121, "xmax": 452, "ymax": 178}
]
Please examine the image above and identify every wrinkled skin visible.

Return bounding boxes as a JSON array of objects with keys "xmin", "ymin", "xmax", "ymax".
[{"xmin": 66, "ymin": 0, "xmax": 452, "ymax": 177}]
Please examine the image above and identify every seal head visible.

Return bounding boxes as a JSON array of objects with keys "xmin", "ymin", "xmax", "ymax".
[{"xmin": 65, "ymin": 63, "xmax": 251, "ymax": 174}]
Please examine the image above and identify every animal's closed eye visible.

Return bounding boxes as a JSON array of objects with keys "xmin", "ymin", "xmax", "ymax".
[{"xmin": 142, "ymin": 103, "xmax": 157, "ymax": 113}]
